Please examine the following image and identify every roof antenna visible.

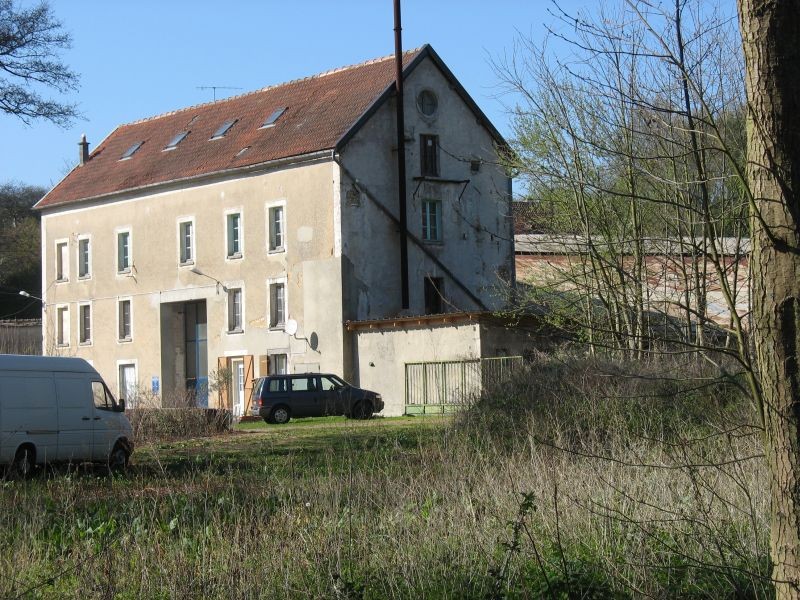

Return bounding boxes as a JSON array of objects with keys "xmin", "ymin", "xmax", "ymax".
[{"xmin": 196, "ymin": 86, "xmax": 243, "ymax": 101}]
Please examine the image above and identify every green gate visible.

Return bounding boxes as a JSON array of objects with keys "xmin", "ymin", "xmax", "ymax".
[{"xmin": 404, "ymin": 356, "xmax": 522, "ymax": 415}]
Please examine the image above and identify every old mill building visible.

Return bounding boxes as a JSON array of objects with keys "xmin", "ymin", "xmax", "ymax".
[{"xmin": 35, "ymin": 45, "xmax": 521, "ymax": 416}]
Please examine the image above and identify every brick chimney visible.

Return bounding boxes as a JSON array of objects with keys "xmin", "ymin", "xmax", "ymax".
[{"xmin": 78, "ymin": 134, "xmax": 89, "ymax": 166}]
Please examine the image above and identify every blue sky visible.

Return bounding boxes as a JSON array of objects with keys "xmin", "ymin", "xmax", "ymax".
[{"xmin": 0, "ymin": 0, "xmax": 585, "ymax": 190}]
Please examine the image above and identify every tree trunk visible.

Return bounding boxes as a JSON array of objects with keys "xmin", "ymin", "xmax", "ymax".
[{"xmin": 738, "ymin": 1, "xmax": 800, "ymax": 596}]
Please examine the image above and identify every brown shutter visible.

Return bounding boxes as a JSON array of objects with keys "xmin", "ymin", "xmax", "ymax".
[
  {"xmin": 217, "ymin": 357, "xmax": 230, "ymax": 409},
  {"xmin": 243, "ymin": 355, "xmax": 255, "ymax": 414}
]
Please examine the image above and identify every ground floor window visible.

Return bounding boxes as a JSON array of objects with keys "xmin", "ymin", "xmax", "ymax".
[
  {"xmin": 118, "ymin": 363, "xmax": 137, "ymax": 408},
  {"xmin": 269, "ymin": 353, "xmax": 287, "ymax": 375}
]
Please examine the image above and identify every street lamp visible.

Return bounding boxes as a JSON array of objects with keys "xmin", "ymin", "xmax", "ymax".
[
  {"xmin": 189, "ymin": 267, "xmax": 228, "ymax": 293},
  {"xmin": 18, "ymin": 290, "xmax": 45, "ymax": 312}
]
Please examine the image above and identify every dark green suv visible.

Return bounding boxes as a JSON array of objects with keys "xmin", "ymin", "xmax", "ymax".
[{"xmin": 252, "ymin": 373, "xmax": 384, "ymax": 424}]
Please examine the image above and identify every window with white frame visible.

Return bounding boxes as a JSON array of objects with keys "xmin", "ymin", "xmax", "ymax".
[
  {"xmin": 268, "ymin": 205, "xmax": 285, "ymax": 252},
  {"xmin": 56, "ymin": 305, "xmax": 69, "ymax": 346},
  {"xmin": 179, "ymin": 220, "xmax": 194, "ymax": 264},
  {"xmin": 269, "ymin": 353, "xmax": 288, "ymax": 375},
  {"xmin": 118, "ymin": 299, "xmax": 132, "ymax": 341},
  {"xmin": 422, "ymin": 199, "xmax": 442, "ymax": 242},
  {"xmin": 227, "ymin": 288, "xmax": 243, "ymax": 332},
  {"xmin": 56, "ymin": 241, "xmax": 69, "ymax": 281},
  {"xmin": 226, "ymin": 212, "xmax": 242, "ymax": 258},
  {"xmin": 78, "ymin": 237, "xmax": 91, "ymax": 278},
  {"xmin": 79, "ymin": 303, "xmax": 91, "ymax": 344},
  {"xmin": 269, "ymin": 281, "xmax": 286, "ymax": 328},
  {"xmin": 117, "ymin": 230, "xmax": 131, "ymax": 273}
]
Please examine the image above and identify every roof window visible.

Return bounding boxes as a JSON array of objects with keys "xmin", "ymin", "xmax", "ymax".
[
  {"xmin": 119, "ymin": 142, "xmax": 143, "ymax": 160},
  {"xmin": 210, "ymin": 119, "xmax": 238, "ymax": 140},
  {"xmin": 164, "ymin": 131, "xmax": 190, "ymax": 151},
  {"xmin": 261, "ymin": 107, "xmax": 287, "ymax": 128}
]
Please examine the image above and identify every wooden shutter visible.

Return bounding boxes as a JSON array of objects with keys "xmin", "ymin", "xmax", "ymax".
[
  {"xmin": 243, "ymin": 355, "xmax": 255, "ymax": 414},
  {"xmin": 217, "ymin": 357, "xmax": 230, "ymax": 409}
]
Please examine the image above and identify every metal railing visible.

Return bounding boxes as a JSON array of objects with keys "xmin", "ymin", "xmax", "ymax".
[{"xmin": 405, "ymin": 356, "xmax": 522, "ymax": 409}]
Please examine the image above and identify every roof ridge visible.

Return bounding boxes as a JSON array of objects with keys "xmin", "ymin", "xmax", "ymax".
[{"xmin": 122, "ymin": 47, "xmax": 425, "ymax": 129}]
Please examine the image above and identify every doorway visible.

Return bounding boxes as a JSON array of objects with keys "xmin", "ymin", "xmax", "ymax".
[
  {"xmin": 230, "ymin": 358, "xmax": 245, "ymax": 418},
  {"xmin": 184, "ymin": 301, "xmax": 208, "ymax": 407}
]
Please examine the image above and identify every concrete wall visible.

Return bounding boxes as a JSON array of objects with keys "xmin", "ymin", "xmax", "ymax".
[
  {"xmin": 339, "ymin": 55, "xmax": 514, "ymax": 321},
  {"xmin": 40, "ymin": 159, "xmax": 345, "ymax": 403},
  {"xmin": 352, "ymin": 323, "xmax": 482, "ymax": 416}
]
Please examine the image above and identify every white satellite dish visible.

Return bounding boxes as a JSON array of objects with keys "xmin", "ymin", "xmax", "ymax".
[{"xmin": 284, "ymin": 319, "xmax": 298, "ymax": 336}]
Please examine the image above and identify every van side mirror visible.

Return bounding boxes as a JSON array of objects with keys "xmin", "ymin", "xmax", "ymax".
[{"xmin": 118, "ymin": 398, "xmax": 126, "ymax": 412}]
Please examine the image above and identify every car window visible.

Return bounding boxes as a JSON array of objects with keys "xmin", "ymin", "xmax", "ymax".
[
  {"xmin": 92, "ymin": 381, "xmax": 115, "ymax": 410},
  {"xmin": 267, "ymin": 378, "xmax": 287, "ymax": 393},
  {"xmin": 320, "ymin": 376, "xmax": 340, "ymax": 391},
  {"xmin": 291, "ymin": 376, "xmax": 317, "ymax": 392}
]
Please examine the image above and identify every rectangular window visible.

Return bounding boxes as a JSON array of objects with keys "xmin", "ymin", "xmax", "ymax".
[
  {"xmin": 420, "ymin": 134, "xmax": 439, "ymax": 177},
  {"xmin": 79, "ymin": 304, "xmax": 91, "ymax": 344},
  {"xmin": 227, "ymin": 213, "xmax": 242, "ymax": 258},
  {"xmin": 268, "ymin": 206, "xmax": 284, "ymax": 252},
  {"xmin": 424, "ymin": 276, "xmax": 445, "ymax": 314},
  {"xmin": 227, "ymin": 288, "xmax": 243, "ymax": 332},
  {"xmin": 179, "ymin": 220, "xmax": 194, "ymax": 264},
  {"xmin": 78, "ymin": 238, "xmax": 90, "ymax": 278},
  {"xmin": 422, "ymin": 199, "xmax": 442, "ymax": 242},
  {"xmin": 56, "ymin": 241, "xmax": 69, "ymax": 281},
  {"xmin": 270, "ymin": 354, "xmax": 288, "ymax": 375},
  {"xmin": 269, "ymin": 282, "xmax": 286, "ymax": 328},
  {"xmin": 56, "ymin": 306, "xmax": 69, "ymax": 346},
  {"xmin": 117, "ymin": 231, "xmax": 131, "ymax": 272},
  {"xmin": 118, "ymin": 299, "xmax": 132, "ymax": 341}
]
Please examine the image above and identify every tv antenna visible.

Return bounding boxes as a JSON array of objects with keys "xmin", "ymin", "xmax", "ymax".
[{"xmin": 197, "ymin": 86, "xmax": 243, "ymax": 101}]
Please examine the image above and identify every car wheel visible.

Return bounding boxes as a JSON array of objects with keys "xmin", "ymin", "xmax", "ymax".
[
  {"xmin": 108, "ymin": 443, "xmax": 130, "ymax": 473},
  {"xmin": 11, "ymin": 446, "xmax": 35, "ymax": 479},
  {"xmin": 353, "ymin": 401, "xmax": 373, "ymax": 420},
  {"xmin": 270, "ymin": 405, "xmax": 291, "ymax": 425}
]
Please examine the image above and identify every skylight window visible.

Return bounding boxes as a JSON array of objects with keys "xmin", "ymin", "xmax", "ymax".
[
  {"xmin": 210, "ymin": 119, "xmax": 238, "ymax": 140},
  {"xmin": 261, "ymin": 107, "xmax": 287, "ymax": 128},
  {"xmin": 120, "ymin": 142, "xmax": 143, "ymax": 160},
  {"xmin": 164, "ymin": 131, "xmax": 190, "ymax": 151}
]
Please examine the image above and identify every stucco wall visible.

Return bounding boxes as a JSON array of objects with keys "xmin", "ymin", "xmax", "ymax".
[
  {"xmin": 40, "ymin": 159, "xmax": 344, "ymax": 402},
  {"xmin": 352, "ymin": 323, "xmax": 482, "ymax": 416},
  {"xmin": 339, "ymin": 56, "xmax": 514, "ymax": 320}
]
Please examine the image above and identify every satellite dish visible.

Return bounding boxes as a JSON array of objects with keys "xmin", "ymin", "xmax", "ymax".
[{"xmin": 284, "ymin": 319, "xmax": 298, "ymax": 336}]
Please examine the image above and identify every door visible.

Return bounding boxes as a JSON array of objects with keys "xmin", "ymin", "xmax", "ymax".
[
  {"xmin": 319, "ymin": 375, "xmax": 342, "ymax": 415},
  {"xmin": 91, "ymin": 381, "xmax": 121, "ymax": 461},
  {"xmin": 231, "ymin": 359, "xmax": 244, "ymax": 419},
  {"xmin": 118, "ymin": 364, "xmax": 137, "ymax": 408},
  {"xmin": 185, "ymin": 301, "xmax": 208, "ymax": 406},
  {"xmin": 288, "ymin": 375, "xmax": 321, "ymax": 417},
  {"xmin": 56, "ymin": 375, "xmax": 94, "ymax": 461}
]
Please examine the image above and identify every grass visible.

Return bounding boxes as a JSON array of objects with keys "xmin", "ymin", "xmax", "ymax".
[{"xmin": 0, "ymin": 359, "xmax": 771, "ymax": 598}]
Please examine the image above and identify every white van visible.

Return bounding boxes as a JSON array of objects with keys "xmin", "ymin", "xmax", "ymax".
[{"xmin": 0, "ymin": 355, "xmax": 134, "ymax": 476}]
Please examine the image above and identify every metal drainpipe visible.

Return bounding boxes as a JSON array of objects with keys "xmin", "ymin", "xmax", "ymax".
[{"xmin": 394, "ymin": 0, "xmax": 410, "ymax": 310}]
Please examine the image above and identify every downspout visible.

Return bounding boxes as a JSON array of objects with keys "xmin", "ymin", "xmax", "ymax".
[{"xmin": 394, "ymin": 0, "xmax": 410, "ymax": 310}]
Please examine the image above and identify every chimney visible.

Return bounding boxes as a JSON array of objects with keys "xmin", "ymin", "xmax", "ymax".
[{"xmin": 78, "ymin": 134, "xmax": 89, "ymax": 166}]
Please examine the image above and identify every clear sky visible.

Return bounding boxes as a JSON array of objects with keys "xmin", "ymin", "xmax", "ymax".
[{"xmin": 0, "ymin": 0, "xmax": 586, "ymax": 190}]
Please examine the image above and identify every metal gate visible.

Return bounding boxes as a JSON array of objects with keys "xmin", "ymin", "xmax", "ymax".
[{"xmin": 404, "ymin": 356, "xmax": 522, "ymax": 414}]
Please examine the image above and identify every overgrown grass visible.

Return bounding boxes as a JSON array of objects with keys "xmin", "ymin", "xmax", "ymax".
[{"xmin": 0, "ymin": 359, "xmax": 770, "ymax": 598}]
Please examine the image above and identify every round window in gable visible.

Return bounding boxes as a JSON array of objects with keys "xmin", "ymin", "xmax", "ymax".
[{"xmin": 417, "ymin": 90, "xmax": 438, "ymax": 117}]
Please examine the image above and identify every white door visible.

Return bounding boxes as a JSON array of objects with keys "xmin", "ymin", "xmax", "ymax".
[
  {"xmin": 231, "ymin": 359, "xmax": 244, "ymax": 418},
  {"xmin": 118, "ymin": 364, "xmax": 137, "ymax": 408},
  {"xmin": 56, "ymin": 375, "xmax": 94, "ymax": 461},
  {"xmin": 91, "ymin": 381, "xmax": 121, "ymax": 461}
]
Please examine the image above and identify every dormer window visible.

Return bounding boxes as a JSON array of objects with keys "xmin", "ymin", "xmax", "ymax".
[
  {"xmin": 120, "ymin": 142, "xmax": 143, "ymax": 160},
  {"xmin": 164, "ymin": 131, "xmax": 190, "ymax": 151},
  {"xmin": 210, "ymin": 119, "xmax": 237, "ymax": 140},
  {"xmin": 261, "ymin": 107, "xmax": 287, "ymax": 128}
]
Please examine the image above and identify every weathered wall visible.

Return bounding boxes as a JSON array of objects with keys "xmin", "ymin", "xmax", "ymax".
[
  {"xmin": 339, "ymin": 55, "xmax": 514, "ymax": 320},
  {"xmin": 352, "ymin": 323, "xmax": 482, "ymax": 416},
  {"xmin": 40, "ymin": 159, "xmax": 344, "ymax": 402}
]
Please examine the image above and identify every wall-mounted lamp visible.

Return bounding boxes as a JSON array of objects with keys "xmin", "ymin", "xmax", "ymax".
[
  {"xmin": 189, "ymin": 267, "xmax": 228, "ymax": 294},
  {"xmin": 19, "ymin": 290, "xmax": 46, "ymax": 312}
]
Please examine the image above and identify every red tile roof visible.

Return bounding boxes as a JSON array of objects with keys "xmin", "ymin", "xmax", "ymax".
[{"xmin": 38, "ymin": 48, "xmax": 425, "ymax": 209}]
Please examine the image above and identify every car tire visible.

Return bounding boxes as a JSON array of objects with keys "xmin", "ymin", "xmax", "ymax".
[
  {"xmin": 353, "ymin": 401, "xmax": 373, "ymax": 420},
  {"xmin": 108, "ymin": 443, "xmax": 130, "ymax": 473},
  {"xmin": 270, "ymin": 405, "xmax": 291, "ymax": 425},
  {"xmin": 11, "ymin": 446, "xmax": 35, "ymax": 479}
]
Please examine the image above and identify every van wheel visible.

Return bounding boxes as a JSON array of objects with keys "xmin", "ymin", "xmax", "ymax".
[
  {"xmin": 11, "ymin": 446, "xmax": 35, "ymax": 479},
  {"xmin": 352, "ymin": 401, "xmax": 373, "ymax": 420},
  {"xmin": 270, "ymin": 406, "xmax": 291, "ymax": 425},
  {"xmin": 108, "ymin": 444, "xmax": 130, "ymax": 473}
]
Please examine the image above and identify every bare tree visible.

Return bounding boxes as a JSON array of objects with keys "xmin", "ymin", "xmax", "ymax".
[
  {"xmin": 738, "ymin": 1, "xmax": 800, "ymax": 596},
  {"xmin": 0, "ymin": 0, "xmax": 78, "ymax": 126}
]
